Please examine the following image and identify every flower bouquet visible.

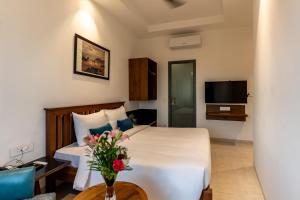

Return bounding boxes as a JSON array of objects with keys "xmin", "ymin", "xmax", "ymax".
[{"xmin": 85, "ymin": 130, "xmax": 132, "ymax": 200}]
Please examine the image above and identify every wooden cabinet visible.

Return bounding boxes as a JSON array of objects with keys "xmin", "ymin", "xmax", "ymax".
[
  {"xmin": 206, "ymin": 104, "xmax": 248, "ymax": 121},
  {"xmin": 129, "ymin": 58, "xmax": 157, "ymax": 100}
]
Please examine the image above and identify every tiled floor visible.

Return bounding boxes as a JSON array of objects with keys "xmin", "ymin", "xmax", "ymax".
[
  {"xmin": 211, "ymin": 141, "xmax": 265, "ymax": 200},
  {"xmin": 57, "ymin": 141, "xmax": 265, "ymax": 200}
]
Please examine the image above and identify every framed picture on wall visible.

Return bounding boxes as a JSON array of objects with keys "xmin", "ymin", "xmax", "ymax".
[{"xmin": 74, "ymin": 34, "xmax": 110, "ymax": 80}]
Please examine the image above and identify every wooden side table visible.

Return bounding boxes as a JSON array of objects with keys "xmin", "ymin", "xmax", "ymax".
[
  {"xmin": 74, "ymin": 182, "xmax": 148, "ymax": 200},
  {"xmin": 22, "ymin": 156, "xmax": 70, "ymax": 194}
]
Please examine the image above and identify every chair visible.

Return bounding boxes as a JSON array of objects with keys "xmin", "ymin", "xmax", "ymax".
[{"xmin": 0, "ymin": 166, "xmax": 56, "ymax": 200}]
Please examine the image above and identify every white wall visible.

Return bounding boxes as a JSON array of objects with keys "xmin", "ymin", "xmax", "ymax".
[
  {"xmin": 0, "ymin": 0, "xmax": 138, "ymax": 165},
  {"xmin": 134, "ymin": 28, "xmax": 254, "ymax": 141},
  {"xmin": 254, "ymin": 0, "xmax": 300, "ymax": 199}
]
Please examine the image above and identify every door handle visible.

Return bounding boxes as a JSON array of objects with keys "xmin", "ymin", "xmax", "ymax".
[{"xmin": 171, "ymin": 97, "xmax": 176, "ymax": 105}]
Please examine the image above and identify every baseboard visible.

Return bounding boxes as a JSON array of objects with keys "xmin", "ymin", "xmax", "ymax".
[
  {"xmin": 210, "ymin": 137, "xmax": 253, "ymax": 145},
  {"xmin": 253, "ymin": 166, "xmax": 267, "ymax": 200}
]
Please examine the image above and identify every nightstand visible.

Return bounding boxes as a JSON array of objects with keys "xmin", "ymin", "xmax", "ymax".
[
  {"xmin": 126, "ymin": 109, "xmax": 157, "ymax": 126},
  {"xmin": 22, "ymin": 156, "xmax": 70, "ymax": 194}
]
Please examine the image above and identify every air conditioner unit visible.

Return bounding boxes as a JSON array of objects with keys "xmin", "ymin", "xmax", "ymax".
[{"xmin": 169, "ymin": 34, "xmax": 201, "ymax": 49}]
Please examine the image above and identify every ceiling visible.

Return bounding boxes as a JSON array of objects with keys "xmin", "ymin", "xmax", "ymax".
[
  {"xmin": 122, "ymin": 0, "xmax": 224, "ymax": 24},
  {"xmin": 94, "ymin": 0, "xmax": 253, "ymax": 37}
]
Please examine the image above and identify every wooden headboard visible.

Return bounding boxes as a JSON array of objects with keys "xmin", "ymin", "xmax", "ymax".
[{"xmin": 44, "ymin": 102, "xmax": 125, "ymax": 157}]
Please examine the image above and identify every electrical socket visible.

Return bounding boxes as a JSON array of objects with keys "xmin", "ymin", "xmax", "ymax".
[
  {"xmin": 220, "ymin": 106, "xmax": 231, "ymax": 112},
  {"xmin": 10, "ymin": 143, "xmax": 34, "ymax": 157}
]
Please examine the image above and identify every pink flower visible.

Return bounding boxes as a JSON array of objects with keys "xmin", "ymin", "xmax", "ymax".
[
  {"xmin": 110, "ymin": 130, "xmax": 118, "ymax": 138},
  {"xmin": 88, "ymin": 134, "xmax": 102, "ymax": 144},
  {"xmin": 94, "ymin": 134, "xmax": 101, "ymax": 140},
  {"xmin": 121, "ymin": 134, "xmax": 129, "ymax": 141},
  {"xmin": 88, "ymin": 135, "xmax": 96, "ymax": 144},
  {"xmin": 113, "ymin": 159, "xmax": 125, "ymax": 172}
]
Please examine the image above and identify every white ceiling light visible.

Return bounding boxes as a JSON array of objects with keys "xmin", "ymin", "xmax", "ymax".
[{"xmin": 164, "ymin": 0, "xmax": 186, "ymax": 8}]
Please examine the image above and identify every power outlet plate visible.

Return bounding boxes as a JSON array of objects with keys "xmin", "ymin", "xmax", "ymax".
[
  {"xmin": 10, "ymin": 143, "xmax": 34, "ymax": 158},
  {"xmin": 220, "ymin": 106, "xmax": 231, "ymax": 112}
]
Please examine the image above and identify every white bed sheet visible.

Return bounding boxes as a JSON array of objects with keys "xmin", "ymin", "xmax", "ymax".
[
  {"xmin": 55, "ymin": 126, "xmax": 211, "ymax": 200},
  {"xmin": 54, "ymin": 143, "xmax": 88, "ymax": 168}
]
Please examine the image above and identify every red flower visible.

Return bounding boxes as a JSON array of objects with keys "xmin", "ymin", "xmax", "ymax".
[{"xmin": 113, "ymin": 160, "xmax": 124, "ymax": 172}]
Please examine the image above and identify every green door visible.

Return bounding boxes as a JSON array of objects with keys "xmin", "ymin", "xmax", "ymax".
[{"xmin": 168, "ymin": 60, "xmax": 196, "ymax": 127}]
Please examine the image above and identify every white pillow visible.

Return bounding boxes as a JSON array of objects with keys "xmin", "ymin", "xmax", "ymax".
[
  {"xmin": 104, "ymin": 106, "xmax": 127, "ymax": 129},
  {"xmin": 72, "ymin": 110, "xmax": 108, "ymax": 146}
]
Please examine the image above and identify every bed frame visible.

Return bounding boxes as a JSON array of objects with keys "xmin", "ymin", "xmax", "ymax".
[{"xmin": 45, "ymin": 102, "xmax": 212, "ymax": 200}]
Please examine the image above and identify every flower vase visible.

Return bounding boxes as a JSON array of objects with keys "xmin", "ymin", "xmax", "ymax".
[{"xmin": 103, "ymin": 176, "xmax": 116, "ymax": 200}]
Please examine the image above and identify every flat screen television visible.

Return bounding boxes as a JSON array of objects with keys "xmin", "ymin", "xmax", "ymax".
[{"xmin": 205, "ymin": 81, "xmax": 247, "ymax": 103}]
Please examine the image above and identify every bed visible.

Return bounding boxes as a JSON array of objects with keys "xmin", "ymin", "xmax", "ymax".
[{"xmin": 45, "ymin": 102, "xmax": 212, "ymax": 200}]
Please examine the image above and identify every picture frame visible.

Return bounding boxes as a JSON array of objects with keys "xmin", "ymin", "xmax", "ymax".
[{"xmin": 74, "ymin": 34, "xmax": 110, "ymax": 80}]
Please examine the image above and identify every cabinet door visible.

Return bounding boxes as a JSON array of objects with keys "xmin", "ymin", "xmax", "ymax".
[
  {"xmin": 129, "ymin": 58, "xmax": 148, "ymax": 100},
  {"xmin": 148, "ymin": 59, "xmax": 157, "ymax": 100}
]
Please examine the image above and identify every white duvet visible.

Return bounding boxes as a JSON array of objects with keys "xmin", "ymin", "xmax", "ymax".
[{"xmin": 70, "ymin": 126, "xmax": 211, "ymax": 200}]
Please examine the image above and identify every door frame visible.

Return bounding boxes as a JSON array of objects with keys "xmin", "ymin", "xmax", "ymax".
[{"xmin": 168, "ymin": 60, "xmax": 197, "ymax": 127}]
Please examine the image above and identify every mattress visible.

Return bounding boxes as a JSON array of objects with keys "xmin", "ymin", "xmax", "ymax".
[
  {"xmin": 120, "ymin": 126, "xmax": 211, "ymax": 190},
  {"xmin": 55, "ymin": 126, "xmax": 211, "ymax": 200},
  {"xmin": 54, "ymin": 125, "xmax": 149, "ymax": 168}
]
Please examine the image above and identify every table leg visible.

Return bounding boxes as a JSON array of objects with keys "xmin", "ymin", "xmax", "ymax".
[
  {"xmin": 46, "ymin": 175, "xmax": 56, "ymax": 193},
  {"xmin": 35, "ymin": 180, "xmax": 41, "ymax": 195}
]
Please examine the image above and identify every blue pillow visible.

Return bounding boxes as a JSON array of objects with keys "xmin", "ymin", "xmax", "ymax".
[
  {"xmin": 89, "ymin": 123, "xmax": 112, "ymax": 135},
  {"xmin": 0, "ymin": 166, "xmax": 35, "ymax": 200},
  {"xmin": 117, "ymin": 118, "xmax": 133, "ymax": 132}
]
